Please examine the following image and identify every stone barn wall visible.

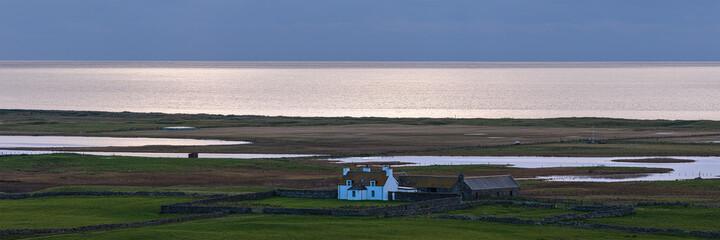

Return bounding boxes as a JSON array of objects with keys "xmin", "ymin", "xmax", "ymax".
[
  {"xmin": 469, "ymin": 187, "xmax": 521, "ymax": 199},
  {"xmin": 389, "ymin": 192, "xmax": 459, "ymax": 202}
]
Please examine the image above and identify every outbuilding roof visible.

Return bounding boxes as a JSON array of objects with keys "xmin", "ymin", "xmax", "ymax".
[{"xmin": 463, "ymin": 175, "xmax": 520, "ymax": 190}]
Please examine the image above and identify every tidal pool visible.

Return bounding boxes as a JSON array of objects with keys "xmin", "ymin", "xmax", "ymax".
[{"xmin": 329, "ymin": 156, "xmax": 720, "ymax": 182}]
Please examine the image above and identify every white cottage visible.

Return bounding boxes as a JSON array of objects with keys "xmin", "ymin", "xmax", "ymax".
[{"xmin": 338, "ymin": 167, "xmax": 398, "ymax": 201}]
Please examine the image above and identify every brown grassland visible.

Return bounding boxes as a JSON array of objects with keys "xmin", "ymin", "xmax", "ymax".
[{"xmin": 1, "ymin": 109, "xmax": 719, "ymax": 204}]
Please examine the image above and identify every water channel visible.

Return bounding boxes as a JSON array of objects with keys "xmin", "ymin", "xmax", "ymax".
[{"xmin": 329, "ymin": 156, "xmax": 720, "ymax": 182}]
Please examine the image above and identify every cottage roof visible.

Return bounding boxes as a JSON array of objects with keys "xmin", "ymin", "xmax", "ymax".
[
  {"xmin": 339, "ymin": 171, "xmax": 389, "ymax": 186},
  {"xmin": 463, "ymin": 175, "xmax": 520, "ymax": 190},
  {"xmin": 397, "ymin": 176, "xmax": 457, "ymax": 189},
  {"xmin": 348, "ymin": 185, "xmax": 367, "ymax": 190}
]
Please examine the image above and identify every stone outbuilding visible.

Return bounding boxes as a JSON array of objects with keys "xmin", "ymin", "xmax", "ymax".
[
  {"xmin": 396, "ymin": 174, "xmax": 521, "ymax": 200},
  {"xmin": 451, "ymin": 174, "xmax": 521, "ymax": 200}
]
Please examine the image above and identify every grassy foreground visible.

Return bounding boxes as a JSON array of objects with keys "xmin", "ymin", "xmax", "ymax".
[
  {"xmin": 588, "ymin": 205, "xmax": 720, "ymax": 232},
  {"xmin": 22, "ymin": 214, "xmax": 700, "ymax": 240},
  {"xmin": 0, "ymin": 191, "xmax": 716, "ymax": 239},
  {"xmin": 0, "ymin": 196, "xmax": 196, "ymax": 230}
]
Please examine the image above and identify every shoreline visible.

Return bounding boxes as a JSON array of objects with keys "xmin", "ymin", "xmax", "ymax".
[
  {"xmin": 4, "ymin": 108, "xmax": 720, "ymax": 123},
  {"xmin": 3, "ymin": 108, "xmax": 720, "ymax": 121}
]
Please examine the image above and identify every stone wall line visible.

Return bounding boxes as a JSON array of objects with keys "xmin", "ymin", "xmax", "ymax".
[
  {"xmin": 163, "ymin": 194, "xmax": 467, "ymax": 217},
  {"xmin": 389, "ymin": 192, "xmax": 459, "ymax": 202},
  {"xmin": 557, "ymin": 222, "xmax": 720, "ymax": 239},
  {"xmin": 633, "ymin": 202, "xmax": 720, "ymax": 208},
  {"xmin": 431, "ymin": 214, "xmax": 540, "ymax": 225}
]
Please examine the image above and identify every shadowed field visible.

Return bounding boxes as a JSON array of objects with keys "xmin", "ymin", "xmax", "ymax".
[
  {"xmin": 18, "ymin": 214, "xmax": 702, "ymax": 240},
  {"xmin": 589, "ymin": 205, "xmax": 720, "ymax": 232}
]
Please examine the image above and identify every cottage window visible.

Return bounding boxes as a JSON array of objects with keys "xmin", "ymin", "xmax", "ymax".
[
  {"xmin": 370, "ymin": 181, "xmax": 376, "ymax": 186},
  {"xmin": 346, "ymin": 180, "xmax": 352, "ymax": 185},
  {"xmin": 352, "ymin": 191, "xmax": 356, "ymax": 197},
  {"xmin": 371, "ymin": 191, "xmax": 375, "ymax": 197}
]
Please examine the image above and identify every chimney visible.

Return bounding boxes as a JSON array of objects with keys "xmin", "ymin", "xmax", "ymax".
[
  {"xmin": 386, "ymin": 168, "xmax": 393, "ymax": 177},
  {"xmin": 343, "ymin": 168, "xmax": 350, "ymax": 175},
  {"xmin": 458, "ymin": 173, "xmax": 464, "ymax": 181},
  {"xmin": 363, "ymin": 168, "xmax": 371, "ymax": 172}
]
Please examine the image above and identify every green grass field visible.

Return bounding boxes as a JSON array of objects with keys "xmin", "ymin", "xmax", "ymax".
[
  {"xmin": 212, "ymin": 196, "xmax": 407, "ymax": 209},
  {"xmin": 587, "ymin": 206, "xmax": 720, "ymax": 232},
  {"xmin": 1, "ymin": 195, "xmax": 713, "ymax": 239},
  {"xmin": 441, "ymin": 204, "xmax": 583, "ymax": 221},
  {"xmin": 0, "ymin": 196, "xmax": 199, "ymax": 230},
  {"xmin": 21, "ymin": 214, "xmax": 700, "ymax": 240}
]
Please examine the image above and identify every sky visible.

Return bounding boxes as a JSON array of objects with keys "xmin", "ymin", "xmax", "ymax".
[{"xmin": 1, "ymin": 0, "xmax": 719, "ymax": 61}]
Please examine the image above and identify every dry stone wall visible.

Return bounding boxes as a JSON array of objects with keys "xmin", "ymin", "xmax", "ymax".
[
  {"xmin": 431, "ymin": 215, "xmax": 540, "ymax": 225},
  {"xmin": 541, "ymin": 205, "xmax": 634, "ymax": 224},
  {"xmin": 557, "ymin": 222, "xmax": 720, "ymax": 239},
  {"xmin": 390, "ymin": 192, "xmax": 459, "ymax": 202},
  {"xmin": 162, "ymin": 192, "xmax": 467, "ymax": 217},
  {"xmin": 633, "ymin": 202, "xmax": 720, "ymax": 208}
]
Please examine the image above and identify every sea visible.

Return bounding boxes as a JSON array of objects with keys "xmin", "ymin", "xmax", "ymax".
[{"xmin": 1, "ymin": 61, "xmax": 720, "ymax": 120}]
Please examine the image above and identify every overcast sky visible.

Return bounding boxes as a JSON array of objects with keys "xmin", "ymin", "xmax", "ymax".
[{"xmin": 1, "ymin": 0, "xmax": 719, "ymax": 61}]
